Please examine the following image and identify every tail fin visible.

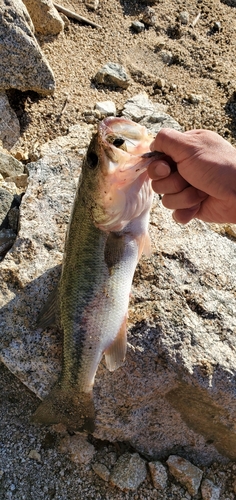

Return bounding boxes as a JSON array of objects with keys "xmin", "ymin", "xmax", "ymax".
[{"xmin": 31, "ymin": 384, "xmax": 95, "ymax": 433}]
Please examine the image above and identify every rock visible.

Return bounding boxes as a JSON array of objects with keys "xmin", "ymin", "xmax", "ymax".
[
  {"xmin": 28, "ymin": 449, "xmax": 41, "ymax": 462},
  {"xmin": 154, "ymin": 77, "xmax": 165, "ymax": 89},
  {"xmin": 122, "ymin": 93, "xmax": 182, "ymax": 133},
  {"xmin": 166, "ymin": 455, "xmax": 203, "ymax": 496},
  {"xmin": 95, "ymin": 100, "xmax": 116, "ymax": 116},
  {"xmin": 85, "ymin": 0, "xmax": 99, "ymax": 10},
  {"xmin": 94, "ymin": 62, "xmax": 130, "ymax": 89},
  {"xmin": 0, "ymin": 100, "xmax": 236, "ymax": 466},
  {"xmin": 92, "ymin": 462, "xmax": 110, "ymax": 481},
  {"xmin": 142, "ymin": 7, "xmax": 157, "ymax": 26},
  {"xmin": 179, "ymin": 11, "xmax": 190, "ymax": 25},
  {"xmin": 109, "ymin": 453, "xmax": 147, "ymax": 491},
  {"xmin": 58, "ymin": 434, "xmax": 95, "ymax": 465},
  {"xmin": 160, "ymin": 50, "xmax": 173, "ymax": 64},
  {"xmin": 0, "ymin": 188, "xmax": 14, "ymax": 227},
  {"xmin": 148, "ymin": 461, "xmax": 168, "ymax": 490},
  {"xmin": 189, "ymin": 93, "xmax": 202, "ymax": 104},
  {"xmin": 22, "ymin": 0, "xmax": 64, "ymax": 35},
  {"xmin": 131, "ymin": 21, "xmax": 145, "ymax": 33},
  {"xmin": 201, "ymin": 478, "xmax": 221, "ymax": 500},
  {"xmin": 0, "ymin": 150, "xmax": 24, "ymax": 179},
  {"xmin": 0, "ymin": 92, "xmax": 20, "ymax": 150},
  {"xmin": 0, "ymin": 0, "xmax": 55, "ymax": 95}
]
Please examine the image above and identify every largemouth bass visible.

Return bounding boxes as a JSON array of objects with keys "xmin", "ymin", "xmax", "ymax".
[{"xmin": 32, "ymin": 117, "xmax": 156, "ymax": 432}]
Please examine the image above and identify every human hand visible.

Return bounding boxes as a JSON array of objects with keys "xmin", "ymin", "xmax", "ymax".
[{"xmin": 148, "ymin": 128, "xmax": 236, "ymax": 224}]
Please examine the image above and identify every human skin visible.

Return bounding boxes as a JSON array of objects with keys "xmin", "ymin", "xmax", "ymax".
[{"xmin": 148, "ymin": 128, "xmax": 236, "ymax": 224}]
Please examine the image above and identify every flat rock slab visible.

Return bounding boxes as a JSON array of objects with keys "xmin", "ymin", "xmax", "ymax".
[
  {"xmin": 0, "ymin": 0, "xmax": 55, "ymax": 94},
  {"xmin": 0, "ymin": 121, "xmax": 236, "ymax": 466}
]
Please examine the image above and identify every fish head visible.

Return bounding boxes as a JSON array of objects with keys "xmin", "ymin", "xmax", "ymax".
[{"xmin": 82, "ymin": 117, "xmax": 155, "ymax": 231}]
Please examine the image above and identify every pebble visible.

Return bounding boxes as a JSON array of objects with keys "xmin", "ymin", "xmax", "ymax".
[
  {"xmin": 92, "ymin": 462, "xmax": 110, "ymax": 481},
  {"xmin": 160, "ymin": 50, "xmax": 173, "ymax": 64},
  {"xmin": 85, "ymin": 0, "xmax": 99, "ymax": 10},
  {"xmin": 94, "ymin": 62, "xmax": 130, "ymax": 89},
  {"xmin": 28, "ymin": 450, "xmax": 41, "ymax": 462},
  {"xmin": 131, "ymin": 21, "xmax": 145, "ymax": 33},
  {"xmin": 201, "ymin": 478, "xmax": 221, "ymax": 500},
  {"xmin": 142, "ymin": 7, "xmax": 157, "ymax": 27},
  {"xmin": 109, "ymin": 452, "xmax": 147, "ymax": 491},
  {"xmin": 155, "ymin": 78, "xmax": 165, "ymax": 89},
  {"xmin": 95, "ymin": 100, "xmax": 116, "ymax": 116},
  {"xmin": 148, "ymin": 461, "xmax": 168, "ymax": 490},
  {"xmin": 179, "ymin": 11, "xmax": 190, "ymax": 25},
  {"xmin": 166, "ymin": 455, "xmax": 203, "ymax": 496},
  {"xmin": 189, "ymin": 93, "xmax": 202, "ymax": 104},
  {"xmin": 58, "ymin": 434, "xmax": 95, "ymax": 465}
]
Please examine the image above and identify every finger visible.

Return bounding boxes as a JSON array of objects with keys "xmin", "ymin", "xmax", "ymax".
[
  {"xmin": 162, "ymin": 186, "xmax": 208, "ymax": 210},
  {"xmin": 150, "ymin": 128, "xmax": 189, "ymax": 163},
  {"xmin": 173, "ymin": 205, "xmax": 201, "ymax": 224},
  {"xmin": 151, "ymin": 171, "xmax": 189, "ymax": 195},
  {"xmin": 148, "ymin": 160, "xmax": 171, "ymax": 179}
]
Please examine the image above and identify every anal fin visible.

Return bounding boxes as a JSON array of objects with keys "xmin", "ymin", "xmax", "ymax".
[{"xmin": 105, "ymin": 316, "xmax": 127, "ymax": 372}]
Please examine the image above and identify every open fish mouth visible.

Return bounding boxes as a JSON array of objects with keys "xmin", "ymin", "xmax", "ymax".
[{"xmin": 98, "ymin": 117, "xmax": 157, "ymax": 185}]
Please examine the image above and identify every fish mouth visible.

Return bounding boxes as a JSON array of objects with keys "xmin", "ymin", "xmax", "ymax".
[{"xmin": 98, "ymin": 117, "xmax": 155, "ymax": 185}]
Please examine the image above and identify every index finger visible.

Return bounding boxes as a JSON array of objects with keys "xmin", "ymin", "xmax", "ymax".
[{"xmin": 150, "ymin": 128, "xmax": 190, "ymax": 164}]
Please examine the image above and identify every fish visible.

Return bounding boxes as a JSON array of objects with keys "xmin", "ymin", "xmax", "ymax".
[{"xmin": 32, "ymin": 116, "xmax": 156, "ymax": 433}]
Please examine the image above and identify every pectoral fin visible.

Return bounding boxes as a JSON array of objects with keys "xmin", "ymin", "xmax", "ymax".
[
  {"xmin": 104, "ymin": 316, "xmax": 127, "ymax": 372},
  {"xmin": 136, "ymin": 232, "xmax": 152, "ymax": 260},
  {"xmin": 36, "ymin": 286, "xmax": 58, "ymax": 329}
]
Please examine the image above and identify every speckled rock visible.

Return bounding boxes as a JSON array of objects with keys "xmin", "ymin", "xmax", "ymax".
[
  {"xmin": 0, "ymin": 188, "xmax": 14, "ymax": 227},
  {"xmin": 0, "ymin": 92, "xmax": 20, "ymax": 150},
  {"xmin": 0, "ymin": 150, "xmax": 24, "ymax": 179},
  {"xmin": 201, "ymin": 478, "xmax": 221, "ymax": 500},
  {"xmin": 142, "ymin": 7, "xmax": 156, "ymax": 26},
  {"xmin": 94, "ymin": 62, "xmax": 130, "ymax": 89},
  {"xmin": 0, "ymin": 0, "xmax": 55, "ymax": 94},
  {"xmin": 148, "ymin": 461, "xmax": 168, "ymax": 490},
  {"xmin": 109, "ymin": 453, "xmax": 147, "ymax": 491},
  {"xmin": 0, "ymin": 102, "xmax": 236, "ymax": 466},
  {"xmin": 167, "ymin": 455, "xmax": 203, "ymax": 496},
  {"xmin": 59, "ymin": 434, "xmax": 95, "ymax": 465},
  {"xmin": 122, "ymin": 93, "xmax": 182, "ymax": 133},
  {"xmin": 92, "ymin": 462, "xmax": 110, "ymax": 481},
  {"xmin": 22, "ymin": 0, "xmax": 64, "ymax": 35},
  {"xmin": 131, "ymin": 21, "xmax": 145, "ymax": 33}
]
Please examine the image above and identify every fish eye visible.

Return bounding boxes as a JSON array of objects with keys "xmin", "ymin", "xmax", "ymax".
[
  {"xmin": 87, "ymin": 151, "xmax": 99, "ymax": 169},
  {"xmin": 113, "ymin": 137, "xmax": 125, "ymax": 148}
]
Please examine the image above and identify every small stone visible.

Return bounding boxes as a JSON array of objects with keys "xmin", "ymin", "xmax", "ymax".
[
  {"xmin": 166, "ymin": 455, "xmax": 203, "ymax": 496},
  {"xmin": 179, "ymin": 11, "xmax": 189, "ymax": 25},
  {"xmin": 160, "ymin": 50, "xmax": 173, "ymax": 64},
  {"xmin": 148, "ymin": 461, "xmax": 168, "ymax": 490},
  {"xmin": 58, "ymin": 434, "xmax": 95, "ymax": 465},
  {"xmin": 142, "ymin": 7, "xmax": 157, "ymax": 26},
  {"xmin": 0, "ymin": 150, "xmax": 24, "ymax": 179},
  {"xmin": 131, "ymin": 21, "xmax": 145, "ymax": 33},
  {"xmin": 189, "ymin": 93, "xmax": 202, "ymax": 104},
  {"xmin": 92, "ymin": 462, "xmax": 110, "ymax": 481},
  {"xmin": 170, "ymin": 83, "xmax": 177, "ymax": 90},
  {"xmin": 94, "ymin": 63, "xmax": 130, "ymax": 89},
  {"xmin": 155, "ymin": 78, "xmax": 165, "ymax": 89},
  {"xmin": 201, "ymin": 479, "xmax": 221, "ymax": 500},
  {"xmin": 85, "ymin": 0, "xmax": 99, "ymax": 10},
  {"xmin": 110, "ymin": 453, "xmax": 147, "ymax": 491},
  {"xmin": 28, "ymin": 449, "xmax": 41, "ymax": 462},
  {"xmin": 95, "ymin": 101, "xmax": 116, "ymax": 116},
  {"xmin": 213, "ymin": 21, "xmax": 221, "ymax": 32}
]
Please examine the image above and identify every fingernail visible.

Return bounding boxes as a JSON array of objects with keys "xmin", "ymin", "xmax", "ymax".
[{"xmin": 154, "ymin": 161, "xmax": 171, "ymax": 177}]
